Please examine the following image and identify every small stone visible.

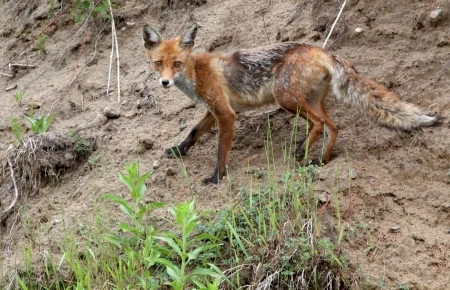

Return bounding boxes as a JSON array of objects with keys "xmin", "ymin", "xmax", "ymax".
[
  {"xmin": 318, "ymin": 193, "xmax": 330, "ymax": 203},
  {"xmin": 429, "ymin": 9, "xmax": 442, "ymax": 23},
  {"xmin": 5, "ymin": 84, "xmax": 17, "ymax": 91},
  {"xmin": 166, "ymin": 167, "xmax": 177, "ymax": 176},
  {"xmin": 179, "ymin": 123, "xmax": 188, "ymax": 131},
  {"xmin": 27, "ymin": 102, "xmax": 42, "ymax": 109},
  {"xmin": 52, "ymin": 218, "xmax": 60, "ymax": 225},
  {"xmin": 126, "ymin": 21, "xmax": 135, "ymax": 28},
  {"xmin": 136, "ymin": 97, "xmax": 153, "ymax": 109},
  {"xmin": 137, "ymin": 138, "xmax": 154, "ymax": 153},
  {"xmin": 103, "ymin": 106, "xmax": 121, "ymax": 118},
  {"xmin": 437, "ymin": 38, "xmax": 450, "ymax": 47},
  {"xmin": 447, "ymin": 169, "xmax": 450, "ymax": 177},
  {"xmin": 77, "ymin": 113, "xmax": 108, "ymax": 131},
  {"xmin": 192, "ymin": 169, "xmax": 200, "ymax": 175},
  {"xmin": 389, "ymin": 225, "xmax": 401, "ymax": 233},
  {"xmin": 152, "ymin": 160, "xmax": 160, "ymax": 169},
  {"xmin": 350, "ymin": 169, "xmax": 358, "ymax": 179},
  {"xmin": 354, "ymin": 27, "xmax": 363, "ymax": 34},
  {"xmin": 446, "ymin": 229, "xmax": 450, "ymax": 234},
  {"xmin": 121, "ymin": 100, "xmax": 128, "ymax": 106}
]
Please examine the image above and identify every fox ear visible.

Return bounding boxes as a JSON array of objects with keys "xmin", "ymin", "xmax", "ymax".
[
  {"xmin": 181, "ymin": 23, "xmax": 198, "ymax": 49},
  {"xmin": 143, "ymin": 26, "xmax": 162, "ymax": 50}
]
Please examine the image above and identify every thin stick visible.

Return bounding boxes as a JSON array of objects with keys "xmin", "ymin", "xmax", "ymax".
[
  {"xmin": 322, "ymin": 0, "xmax": 347, "ymax": 48},
  {"xmin": 106, "ymin": 0, "xmax": 121, "ymax": 103},
  {"xmin": 1, "ymin": 157, "xmax": 19, "ymax": 223},
  {"xmin": 106, "ymin": 19, "xmax": 115, "ymax": 98},
  {"xmin": 0, "ymin": 72, "xmax": 13, "ymax": 77},
  {"xmin": 9, "ymin": 63, "xmax": 36, "ymax": 68}
]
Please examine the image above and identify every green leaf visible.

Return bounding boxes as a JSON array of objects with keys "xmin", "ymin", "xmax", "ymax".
[
  {"xmin": 148, "ymin": 257, "xmax": 179, "ymax": 273},
  {"xmin": 82, "ymin": 0, "xmax": 90, "ymax": 8},
  {"xmin": 156, "ymin": 236, "xmax": 182, "ymax": 256},
  {"xmin": 118, "ymin": 172, "xmax": 133, "ymax": 191},
  {"xmin": 103, "ymin": 194, "xmax": 134, "ymax": 218},
  {"xmin": 103, "ymin": 234, "xmax": 122, "ymax": 249},
  {"xmin": 226, "ymin": 221, "xmax": 249, "ymax": 257},
  {"xmin": 190, "ymin": 267, "xmax": 223, "ymax": 279},
  {"xmin": 149, "ymin": 202, "xmax": 165, "ymax": 210},
  {"xmin": 187, "ymin": 244, "xmax": 218, "ymax": 262},
  {"xmin": 119, "ymin": 222, "xmax": 133, "ymax": 232},
  {"xmin": 17, "ymin": 276, "xmax": 29, "ymax": 290},
  {"xmin": 119, "ymin": 204, "xmax": 134, "ymax": 219},
  {"xmin": 23, "ymin": 115, "xmax": 36, "ymax": 127}
]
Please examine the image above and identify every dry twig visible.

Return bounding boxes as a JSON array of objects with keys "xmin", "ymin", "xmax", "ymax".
[
  {"xmin": 106, "ymin": 0, "xmax": 121, "ymax": 103},
  {"xmin": 322, "ymin": 0, "xmax": 348, "ymax": 48},
  {"xmin": 1, "ymin": 156, "xmax": 20, "ymax": 223}
]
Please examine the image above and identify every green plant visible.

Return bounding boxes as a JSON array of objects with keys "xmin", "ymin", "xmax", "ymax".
[
  {"xmin": 149, "ymin": 200, "xmax": 224, "ymax": 290},
  {"xmin": 13, "ymin": 92, "xmax": 24, "ymax": 106},
  {"xmin": 103, "ymin": 162, "xmax": 158, "ymax": 236},
  {"xmin": 10, "ymin": 117, "xmax": 24, "ymax": 144},
  {"xmin": 73, "ymin": 0, "xmax": 114, "ymax": 23},
  {"xmin": 68, "ymin": 131, "xmax": 90, "ymax": 153},
  {"xmin": 36, "ymin": 35, "xmax": 46, "ymax": 53},
  {"xmin": 24, "ymin": 114, "xmax": 53, "ymax": 134}
]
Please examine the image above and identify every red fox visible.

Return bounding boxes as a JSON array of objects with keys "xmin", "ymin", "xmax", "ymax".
[{"xmin": 142, "ymin": 23, "xmax": 442, "ymax": 184}]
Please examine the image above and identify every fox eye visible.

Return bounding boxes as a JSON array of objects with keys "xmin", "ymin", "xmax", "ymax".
[
  {"xmin": 154, "ymin": 61, "xmax": 162, "ymax": 67},
  {"xmin": 174, "ymin": 61, "xmax": 182, "ymax": 68}
]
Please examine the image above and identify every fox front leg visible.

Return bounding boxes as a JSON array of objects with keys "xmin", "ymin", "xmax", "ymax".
[
  {"xmin": 202, "ymin": 110, "xmax": 236, "ymax": 184},
  {"xmin": 165, "ymin": 111, "xmax": 215, "ymax": 158}
]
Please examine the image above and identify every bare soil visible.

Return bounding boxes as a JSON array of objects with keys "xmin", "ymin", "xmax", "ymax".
[{"xmin": 1, "ymin": 0, "xmax": 449, "ymax": 288}]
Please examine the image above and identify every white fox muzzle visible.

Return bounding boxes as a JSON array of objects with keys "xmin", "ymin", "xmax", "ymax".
[{"xmin": 159, "ymin": 78, "xmax": 174, "ymax": 88}]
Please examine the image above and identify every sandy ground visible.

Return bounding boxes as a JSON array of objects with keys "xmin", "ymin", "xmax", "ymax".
[{"xmin": 1, "ymin": 0, "xmax": 449, "ymax": 288}]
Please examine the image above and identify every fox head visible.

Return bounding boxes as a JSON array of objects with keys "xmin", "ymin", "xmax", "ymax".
[{"xmin": 142, "ymin": 24, "xmax": 198, "ymax": 88}]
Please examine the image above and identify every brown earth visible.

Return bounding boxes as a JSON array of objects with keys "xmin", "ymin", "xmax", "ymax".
[{"xmin": 1, "ymin": 0, "xmax": 449, "ymax": 288}]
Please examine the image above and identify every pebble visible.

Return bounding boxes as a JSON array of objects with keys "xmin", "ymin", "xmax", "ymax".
[
  {"xmin": 137, "ymin": 138, "xmax": 154, "ymax": 153},
  {"xmin": 126, "ymin": 21, "xmax": 135, "ymax": 28},
  {"xmin": 120, "ymin": 100, "xmax": 128, "ymax": 106},
  {"xmin": 179, "ymin": 123, "xmax": 188, "ymax": 131},
  {"xmin": 77, "ymin": 113, "xmax": 108, "ymax": 131},
  {"xmin": 166, "ymin": 167, "xmax": 177, "ymax": 176},
  {"xmin": 429, "ymin": 9, "xmax": 442, "ymax": 24},
  {"xmin": 354, "ymin": 27, "xmax": 363, "ymax": 34},
  {"xmin": 27, "ymin": 102, "xmax": 42, "ymax": 109},
  {"xmin": 389, "ymin": 225, "xmax": 401, "ymax": 233},
  {"xmin": 318, "ymin": 193, "xmax": 330, "ymax": 203},
  {"xmin": 103, "ymin": 106, "xmax": 121, "ymax": 119},
  {"xmin": 350, "ymin": 168, "xmax": 358, "ymax": 179},
  {"xmin": 5, "ymin": 84, "xmax": 17, "ymax": 91},
  {"xmin": 153, "ymin": 160, "xmax": 160, "ymax": 169}
]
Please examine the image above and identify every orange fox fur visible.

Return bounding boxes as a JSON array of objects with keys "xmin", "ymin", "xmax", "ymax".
[{"xmin": 142, "ymin": 23, "xmax": 442, "ymax": 184}]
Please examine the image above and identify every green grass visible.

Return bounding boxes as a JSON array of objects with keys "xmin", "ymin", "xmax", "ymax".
[{"xmin": 10, "ymin": 116, "xmax": 351, "ymax": 289}]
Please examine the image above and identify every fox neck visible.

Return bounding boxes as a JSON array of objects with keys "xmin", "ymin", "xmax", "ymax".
[{"xmin": 174, "ymin": 55, "xmax": 205, "ymax": 106}]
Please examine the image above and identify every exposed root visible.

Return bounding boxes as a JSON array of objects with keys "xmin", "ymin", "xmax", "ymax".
[{"xmin": 0, "ymin": 132, "xmax": 96, "ymax": 222}]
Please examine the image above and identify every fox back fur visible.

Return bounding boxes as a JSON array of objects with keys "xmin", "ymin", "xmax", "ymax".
[{"xmin": 143, "ymin": 23, "xmax": 442, "ymax": 184}]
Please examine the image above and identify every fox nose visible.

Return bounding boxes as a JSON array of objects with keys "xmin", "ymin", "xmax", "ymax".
[{"xmin": 161, "ymin": 79, "xmax": 170, "ymax": 87}]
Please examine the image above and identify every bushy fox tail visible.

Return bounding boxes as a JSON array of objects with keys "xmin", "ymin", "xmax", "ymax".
[{"xmin": 328, "ymin": 57, "xmax": 443, "ymax": 131}]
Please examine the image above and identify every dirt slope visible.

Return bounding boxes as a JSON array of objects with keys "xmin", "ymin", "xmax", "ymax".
[{"xmin": 1, "ymin": 0, "xmax": 449, "ymax": 288}]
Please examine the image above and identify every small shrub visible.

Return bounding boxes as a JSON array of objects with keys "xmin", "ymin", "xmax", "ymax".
[
  {"xmin": 24, "ymin": 114, "xmax": 53, "ymax": 134},
  {"xmin": 36, "ymin": 35, "xmax": 46, "ymax": 53},
  {"xmin": 13, "ymin": 92, "xmax": 24, "ymax": 106},
  {"xmin": 10, "ymin": 117, "xmax": 24, "ymax": 144}
]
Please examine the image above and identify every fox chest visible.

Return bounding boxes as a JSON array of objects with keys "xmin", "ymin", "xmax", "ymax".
[{"xmin": 174, "ymin": 76, "xmax": 212, "ymax": 111}]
